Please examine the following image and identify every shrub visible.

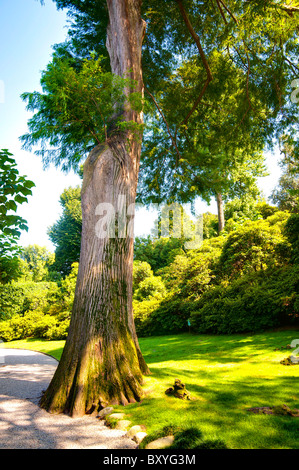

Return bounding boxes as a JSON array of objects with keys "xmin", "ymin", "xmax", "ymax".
[
  {"xmin": 0, "ymin": 281, "xmax": 59, "ymax": 320},
  {"xmin": 284, "ymin": 213, "xmax": 299, "ymax": 263},
  {"xmin": 0, "ymin": 310, "xmax": 62, "ymax": 341},
  {"xmin": 219, "ymin": 216, "xmax": 289, "ymax": 278},
  {"xmin": 133, "ymin": 260, "xmax": 153, "ymax": 291},
  {"xmin": 133, "ymin": 297, "xmax": 162, "ymax": 336},
  {"xmin": 135, "ymin": 296, "xmax": 192, "ymax": 337},
  {"xmin": 44, "ymin": 318, "xmax": 70, "ymax": 340},
  {"xmin": 134, "ymin": 275, "xmax": 166, "ymax": 301},
  {"xmin": 190, "ymin": 266, "xmax": 299, "ymax": 334}
]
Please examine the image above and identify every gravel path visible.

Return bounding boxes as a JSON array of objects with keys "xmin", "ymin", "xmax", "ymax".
[{"xmin": 0, "ymin": 349, "xmax": 137, "ymax": 449}]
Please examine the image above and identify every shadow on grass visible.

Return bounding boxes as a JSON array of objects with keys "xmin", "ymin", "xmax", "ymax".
[
  {"xmin": 140, "ymin": 331, "xmax": 299, "ymax": 366},
  {"xmin": 133, "ymin": 370, "xmax": 299, "ymax": 448}
]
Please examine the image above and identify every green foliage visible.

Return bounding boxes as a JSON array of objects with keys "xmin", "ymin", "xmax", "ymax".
[
  {"xmin": 0, "ymin": 149, "xmax": 35, "ymax": 284},
  {"xmin": 139, "ymin": 425, "xmax": 183, "ymax": 449},
  {"xmin": 48, "ymin": 186, "xmax": 82, "ymax": 276},
  {"xmin": 0, "ymin": 257, "xmax": 24, "ymax": 285},
  {"xmin": 0, "ymin": 262, "xmax": 77, "ymax": 340},
  {"xmin": 190, "ymin": 265, "xmax": 299, "ymax": 334},
  {"xmin": 20, "ymin": 55, "xmax": 143, "ymax": 172},
  {"xmin": 138, "ymin": 51, "xmax": 268, "ymax": 208},
  {"xmin": 20, "ymin": 244, "xmax": 55, "ymax": 281},
  {"xmin": 224, "ymin": 198, "xmax": 278, "ymax": 224},
  {"xmin": 271, "ymin": 148, "xmax": 299, "ymax": 213},
  {"xmin": 0, "ymin": 310, "xmax": 57, "ymax": 342},
  {"xmin": 0, "ymin": 281, "xmax": 59, "ymax": 321},
  {"xmin": 0, "ymin": 310, "xmax": 69, "ymax": 342},
  {"xmin": 139, "ymin": 424, "xmax": 227, "ymax": 450},
  {"xmin": 134, "ymin": 276, "xmax": 166, "ymax": 302},
  {"xmin": 203, "ymin": 212, "xmax": 218, "ymax": 239},
  {"xmin": 132, "ymin": 259, "xmax": 167, "ymax": 335},
  {"xmin": 0, "ymin": 263, "xmax": 78, "ymax": 341},
  {"xmin": 133, "ymin": 260, "xmax": 153, "ymax": 291},
  {"xmin": 134, "ymin": 236, "xmax": 185, "ymax": 273},
  {"xmin": 284, "ymin": 213, "xmax": 299, "ymax": 263},
  {"xmin": 219, "ymin": 214, "xmax": 289, "ymax": 278},
  {"xmin": 133, "ymin": 209, "xmax": 298, "ymax": 336},
  {"xmin": 0, "ymin": 150, "xmax": 35, "ymax": 244}
]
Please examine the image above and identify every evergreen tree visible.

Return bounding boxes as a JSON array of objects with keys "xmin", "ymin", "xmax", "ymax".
[{"xmin": 21, "ymin": 0, "xmax": 299, "ymax": 416}]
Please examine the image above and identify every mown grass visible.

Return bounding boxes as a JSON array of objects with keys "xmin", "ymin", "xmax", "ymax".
[{"xmin": 2, "ymin": 329, "xmax": 299, "ymax": 449}]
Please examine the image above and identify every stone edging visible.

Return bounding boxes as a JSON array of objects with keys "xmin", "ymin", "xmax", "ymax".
[{"xmin": 96, "ymin": 407, "xmax": 174, "ymax": 449}]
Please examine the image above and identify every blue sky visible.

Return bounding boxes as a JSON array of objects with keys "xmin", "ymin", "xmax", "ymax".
[{"xmin": 0, "ymin": 0, "xmax": 282, "ymax": 252}]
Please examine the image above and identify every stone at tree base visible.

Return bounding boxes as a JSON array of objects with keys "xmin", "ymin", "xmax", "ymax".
[
  {"xmin": 145, "ymin": 436, "xmax": 175, "ymax": 449},
  {"xmin": 115, "ymin": 420, "xmax": 132, "ymax": 431},
  {"xmin": 165, "ymin": 379, "xmax": 192, "ymax": 400},
  {"xmin": 96, "ymin": 406, "xmax": 114, "ymax": 419},
  {"xmin": 133, "ymin": 431, "xmax": 148, "ymax": 444},
  {"xmin": 126, "ymin": 425, "xmax": 147, "ymax": 438}
]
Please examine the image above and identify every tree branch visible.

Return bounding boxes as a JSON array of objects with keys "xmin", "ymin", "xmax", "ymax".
[
  {"xmin": 219, "ymin": 0, "xmax": 238, "ymax": 24},
  {"xmin": 144, "ymin": 86, "xmax": 182, "ymax": 161},
  {"xmin": 216, "ymin": 0, "xmax": 228, "ymax": 24},
  {"xmin": 175, "ymin": 0, "xmax": 213, "ymax": 134}
]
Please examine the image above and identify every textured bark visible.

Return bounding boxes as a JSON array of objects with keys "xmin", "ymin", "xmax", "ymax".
[
  {"xmin": 216, "ymin": 192, "xmax": 225, "ymax": 233},
  {"xmin": 40, "ymin": 0, "xmax": 149, "ymax": 417}
]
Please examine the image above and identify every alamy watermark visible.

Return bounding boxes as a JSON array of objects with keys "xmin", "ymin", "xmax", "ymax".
[
  {"xmin": 0, "ymin": 80, "xmax": 4, "ymax": 104},
  {"xmin": 94, "ymin": 197, "xmax": 203, "ymax": 249}
]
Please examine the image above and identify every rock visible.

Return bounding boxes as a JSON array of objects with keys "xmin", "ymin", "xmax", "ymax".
[
  {"xmin": 115, "ymin": 420, "xmax": 132, "ymax": 431},
  {"xmin": 126, "ymin": 425, "xmax": 147, "ymax": 439},
  {"xmin": 108, "ymin": 413, "xmax": 126, "ymax": 420},
  {"xmin": 145, "ymin": 436, "xmax": 175, "ymax": 449},
  {"xmin": 133, "ymin": 432, "xmax": 148, "ymax": 444},
  {"xmin": 96, "ymin": 407, "xmax": 114, "ymax": 419},
  {"xmin": 165, "ymin": 379, "xmax": 192, "ymax": 400}
]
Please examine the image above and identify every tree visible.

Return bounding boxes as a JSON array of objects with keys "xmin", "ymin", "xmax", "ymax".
[
  {"xmin": 48, "ymin": 186, "xmax": 82, "ymax": 276},
  {"xmin": 20, "ymin": 245, "xmax": 55, "ymax": 282},
  {"xmin": 271, "ymin": 148, "xmax": 299, "ymax": 213},
  {"xmin": 0, "ymin": 149, "xmax": 35, "ymax": 284},
  {"xmin": 34, "ymin": 1, "xmax": 149, "ymax": 416},
  {"xmin": 21, "ymin": 0, "xmax": 299, "ymax": 416},
  {"xmin": 137, "ymin": 51, "xmax": 268, "ymax": 233}
]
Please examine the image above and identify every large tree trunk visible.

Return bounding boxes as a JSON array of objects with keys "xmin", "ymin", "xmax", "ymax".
[
  {"xmin": 216, "ymin": 192, "xmax": 225, "ymax": 233},
  {"xmin": 40, "ymin": 0, "xmax": 149, "ymax": 417}
]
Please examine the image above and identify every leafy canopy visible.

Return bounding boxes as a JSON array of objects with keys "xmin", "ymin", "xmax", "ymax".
[
  {"xmin": 0, "ymin": 150, "xmax": 35, "ymax": 257},
  {"xmin": 20, "ymin": 55, "xmax": 143, "ymax": 172}
]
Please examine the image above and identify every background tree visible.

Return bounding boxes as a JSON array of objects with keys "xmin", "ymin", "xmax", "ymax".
[
  {"xmin": 48, "ymin": 186, "xmax": 82, "ymax": 276},
  {"xmin": 137, "ymin": 51, "xmax": 269, "ymax": 232},
  {"xmin": 20, "ymin": 245, "xmax": 55, "ymax": 282},
  {"xmin": 271, "ymin": 147, "xmax": 299, "ymax": 213}
]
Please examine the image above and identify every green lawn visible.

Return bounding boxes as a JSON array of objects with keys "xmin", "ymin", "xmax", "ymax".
[{"xmin": 1, "ymin": 329, "xmax": 299, "ymax": 449}]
